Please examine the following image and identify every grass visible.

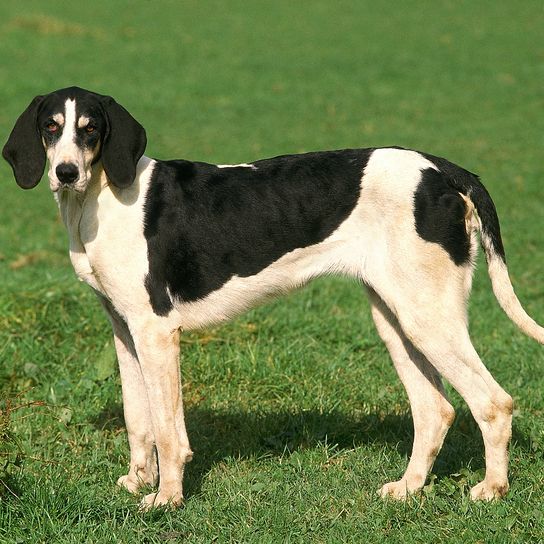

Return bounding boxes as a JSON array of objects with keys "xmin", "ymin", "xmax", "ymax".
[{"xmin": 1, "ymin": 0, "xmax": 544, "ymax": 542}]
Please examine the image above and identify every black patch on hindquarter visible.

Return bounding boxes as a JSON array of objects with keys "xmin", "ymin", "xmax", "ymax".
[
  {"xmin": 143, "ymin": 149, "xmax": 370, "ymax": 315},
  {"xmin": 413, "ymin": 167, "xmax": 471, "ymax": 265},
  {"xmin": 420, "ymin": 151, "xmax": 506, "ymax": 262}
]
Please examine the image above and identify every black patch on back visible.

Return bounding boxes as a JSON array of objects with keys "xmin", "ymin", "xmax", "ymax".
[
  {"xmin": 143, "ymin": 149, "xmax": 371, "ymax": 315},
  {"xmin": 413, "ymin": 167, "xmax": 471, "ymax": 266}
]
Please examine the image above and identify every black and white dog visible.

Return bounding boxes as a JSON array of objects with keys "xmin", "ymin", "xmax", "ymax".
[{"xmin": 3, "ymin": 87, "xmax": 543, "ymax": 509}]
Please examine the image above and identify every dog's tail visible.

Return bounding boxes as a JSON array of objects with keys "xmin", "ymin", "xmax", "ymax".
[{"xmin": 436, "ymin": 157, "xmax": 544, "ymax": 344}]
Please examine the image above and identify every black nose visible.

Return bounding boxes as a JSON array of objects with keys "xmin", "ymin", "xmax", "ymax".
[{"xmin": 56, "ymin": 163, "xmax": 79, "ymax": 184}]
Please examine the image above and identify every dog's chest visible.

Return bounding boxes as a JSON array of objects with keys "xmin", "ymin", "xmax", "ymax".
[{"xmin": 58, "ymin": 171, "xmax": 152, "ymax": 315}]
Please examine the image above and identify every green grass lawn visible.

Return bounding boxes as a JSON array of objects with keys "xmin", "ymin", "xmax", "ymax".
[{"xmin": 1, "ymin": 1, "xmax": 544, "ymax": 542}]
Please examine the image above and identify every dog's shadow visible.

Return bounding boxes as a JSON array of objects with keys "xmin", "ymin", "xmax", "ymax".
[{"xmin": 93, "ymin": 403, "xmax": 529, "ymax": 498}]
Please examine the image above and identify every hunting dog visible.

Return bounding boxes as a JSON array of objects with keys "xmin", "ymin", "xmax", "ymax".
[{"xmin": 3, "ymin": 87, "xmax": 543, "ymax": 509}]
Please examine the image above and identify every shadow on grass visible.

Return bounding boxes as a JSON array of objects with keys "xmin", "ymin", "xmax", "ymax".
[{"xmin": 92, "ymin": 403, "xmax": 529, "ymax": 498}]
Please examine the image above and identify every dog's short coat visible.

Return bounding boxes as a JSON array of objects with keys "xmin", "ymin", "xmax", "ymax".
[{"xmin": 3, "ymin": 87, "xmax": 543, "ymax": 509}]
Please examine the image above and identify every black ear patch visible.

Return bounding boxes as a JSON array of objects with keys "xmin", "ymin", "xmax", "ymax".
[
  {"xmin": 100, "ymin": 96, "xmax": 147, "ymax": 188},
  {"xmin": 2, "ymin": 95, "xmax": 46, "ymax": 189}
]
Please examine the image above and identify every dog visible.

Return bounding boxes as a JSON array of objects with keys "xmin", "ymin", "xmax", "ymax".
[{"xmin": 3, "ymin": 86, "xmax": 543, "ymax": 509}]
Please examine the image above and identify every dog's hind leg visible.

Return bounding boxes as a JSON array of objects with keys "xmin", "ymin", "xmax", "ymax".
[
  {"xmin": 368, "ymin": 288, "xmax": 455, "ymax": 498},
  {"xmin": 397, "ymin": 310, "xmax": 513, "ymax": 500},
  {"xmin": 371, "ymin": 262, "xmax": 513, "ymax": 500},
  {"xmin": 100, "ymin": 298, "xmax": 158, "ymax": 493}
]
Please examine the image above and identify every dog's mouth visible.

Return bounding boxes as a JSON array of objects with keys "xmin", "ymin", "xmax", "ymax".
[
  {"xmin": 56, "ymin": 183, "xmax": 83, "ymax": 193},
  {"xmin": 49, "ymin": 177, "xmax": 88, "ymax": 194}
]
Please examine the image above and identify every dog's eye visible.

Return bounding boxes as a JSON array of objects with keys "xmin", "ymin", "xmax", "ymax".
[
  {"xmin": 85, "ymin": 125, "xmax": 96, "ymax": 134},
  {"xmin": 45, "ymin": 122, "xmax": 59, "ymax": 133}
]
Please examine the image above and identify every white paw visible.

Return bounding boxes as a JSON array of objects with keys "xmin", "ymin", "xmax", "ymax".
[
  {"xmin": 117, "ymin": 474, "xmax": 142, "ymax": 494},
  {"xmin": 378, "ymin": 479, "xmax": 412, "ymax": 500},
  {"xmin": 469, "ymin": 480, "xmax": 508, "ymax": 501},
  {"xmin": 139, "ymin": 490, "xmax": 183, "ymax": 511}
]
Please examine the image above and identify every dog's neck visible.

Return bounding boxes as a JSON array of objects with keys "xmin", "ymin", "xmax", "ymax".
[{"xmin": 54, "ymin": 161, "xmax": 108, "ymax": 293}]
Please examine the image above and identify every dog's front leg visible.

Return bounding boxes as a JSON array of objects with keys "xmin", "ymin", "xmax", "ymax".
[
  {"xmin": 131, "ymin": 324, "xmax": 192, "ymax": 509},
  {"xmin": 100, "ymin": 298, "xmax": 158, "ymax": 493}
]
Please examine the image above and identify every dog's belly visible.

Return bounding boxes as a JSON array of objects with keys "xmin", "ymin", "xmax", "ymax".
[{"xmin": 173, "ymin": 227, "xmax": 369, "ymax": 330}]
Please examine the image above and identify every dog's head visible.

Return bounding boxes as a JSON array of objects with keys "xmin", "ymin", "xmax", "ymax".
[{"xmin": 2, "ymin": 86, "xmax": 147, "ymax": 193}]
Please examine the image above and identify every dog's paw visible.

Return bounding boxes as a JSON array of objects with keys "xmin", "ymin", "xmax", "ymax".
[
  {"xmin": 139, "ymin": 490, "xmax": 183, "ymax": 511},
  {"xmin": 377, "ymin": 479, "xmax": 413, "ymax": 500},
  {"xmin": 117, "ymin": 465, "xmax": 159, "ymax": 494},
  {"xmin": 469, "ymin": 480, "xmax": 508, "ymax": 501},
  {"xmin": 117, "ymin": 474, "xmax": 143, "ymax": 494}
]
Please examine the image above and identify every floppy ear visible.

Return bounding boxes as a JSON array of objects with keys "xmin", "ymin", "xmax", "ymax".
[
  {"xmin": 2, "ymin": 95, "xmax": 46, "ymax": 189},
  {"xmin": 100, "ymin": 96, "xmax": 147, "ymax": 188}
]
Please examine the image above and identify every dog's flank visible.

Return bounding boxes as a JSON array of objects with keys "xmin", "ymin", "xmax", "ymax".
[
  {"xmin": 142, "ymin": 150, "xmax": 368, "ymax": 314},
  {"xmin": 3, "ymin": 86, "xmax": 543, "ymax": 509}
]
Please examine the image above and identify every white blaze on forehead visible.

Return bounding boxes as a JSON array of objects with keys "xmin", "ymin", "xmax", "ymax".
[
  {"xmin": 52, "ymin": 98, "xmax": 79, "ymax": 168},
  {"xmin": 62, "ymin": 98, "xmax": 77, "ymax": 143}
]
